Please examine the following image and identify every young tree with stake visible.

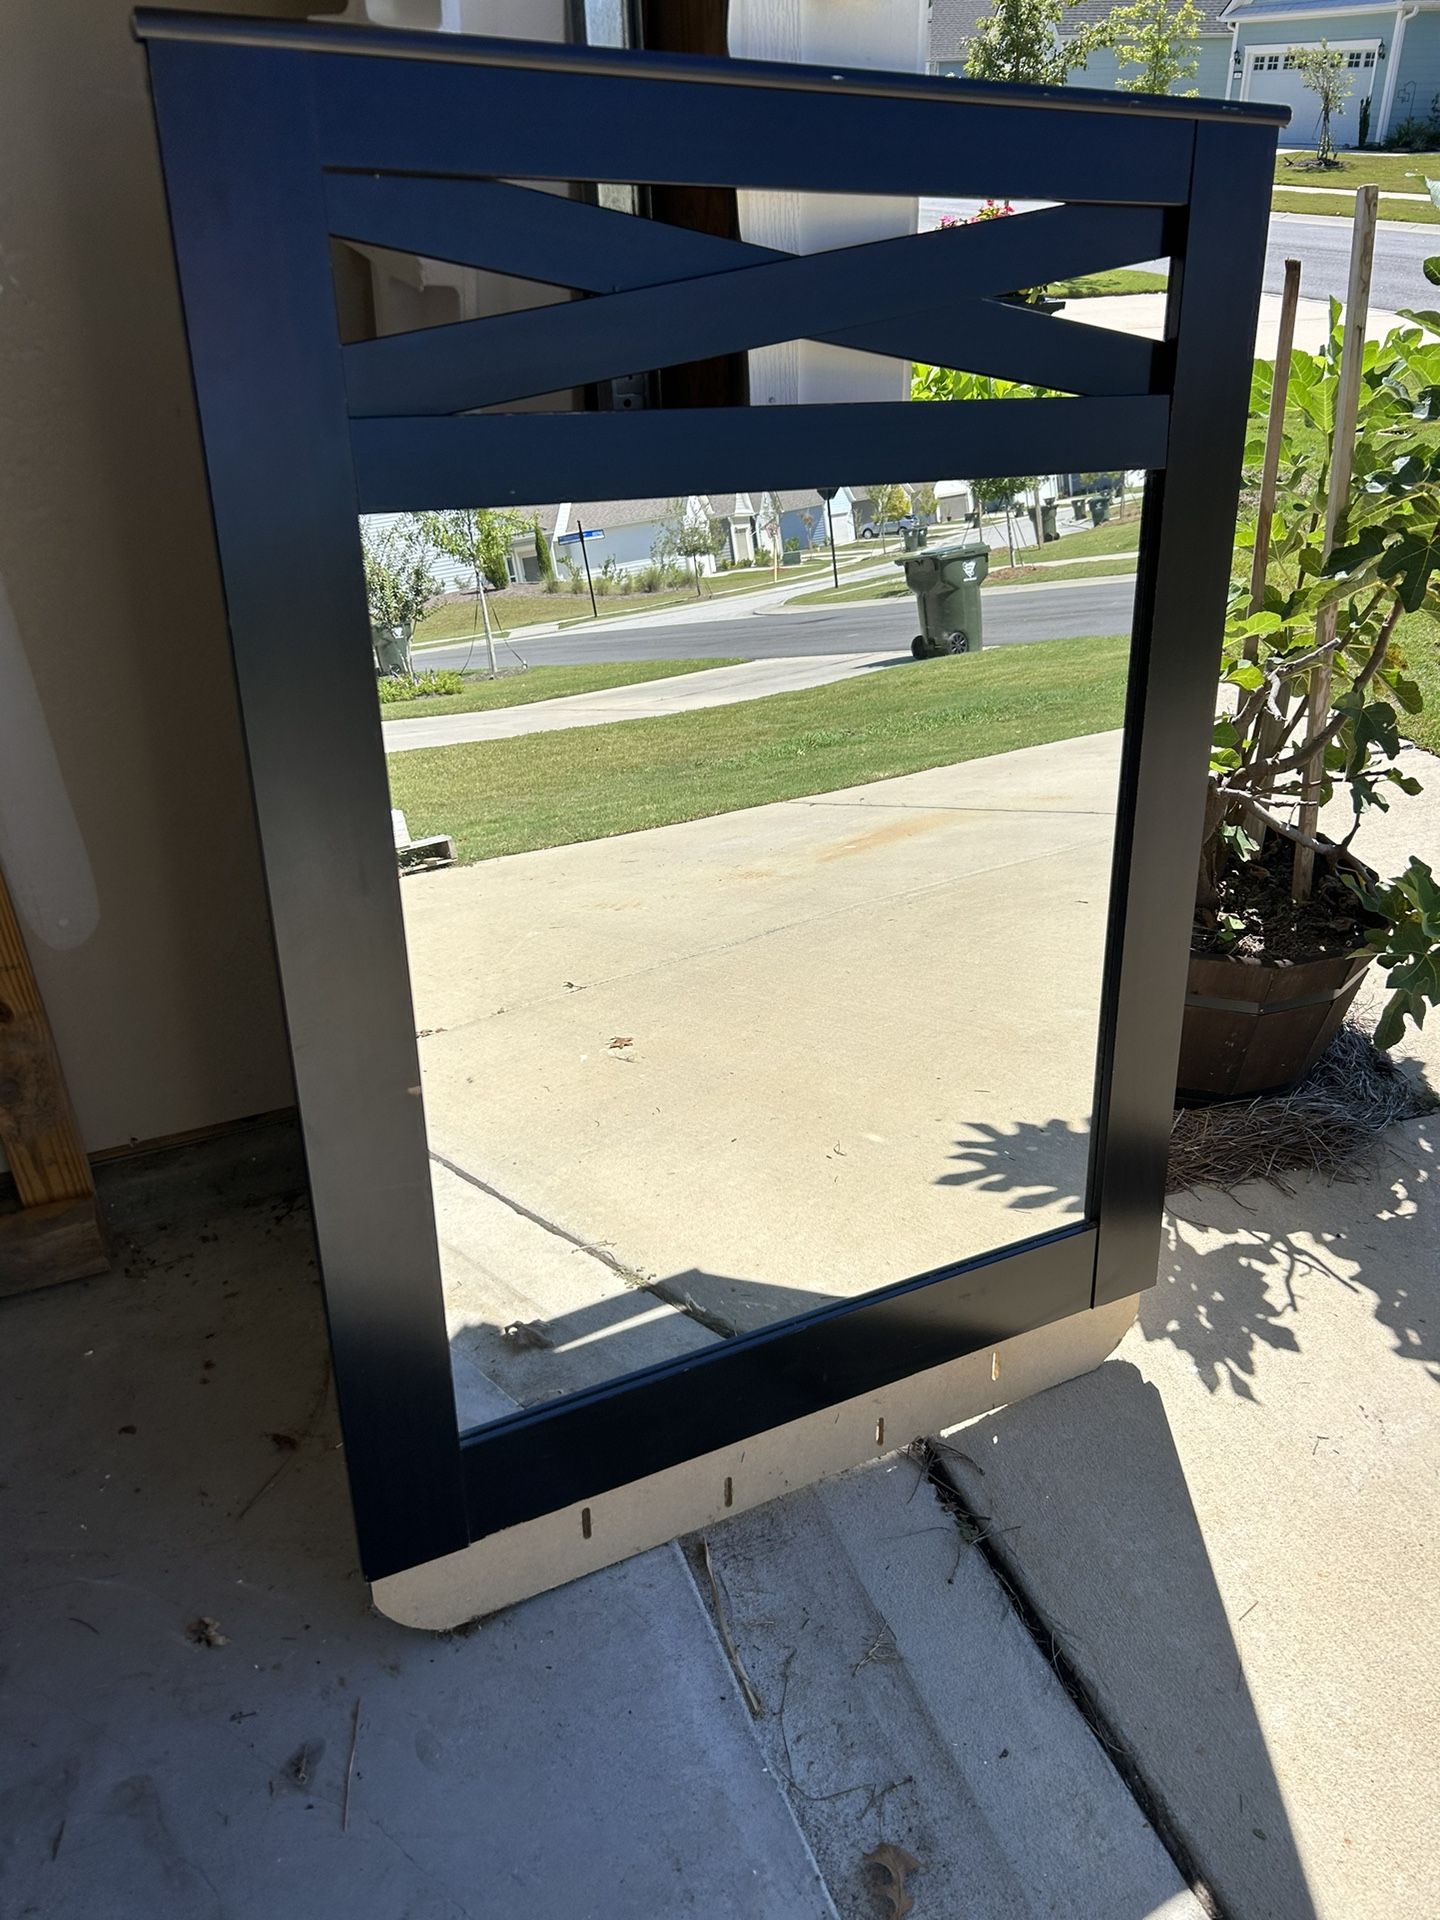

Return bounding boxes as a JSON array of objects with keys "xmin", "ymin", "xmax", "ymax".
[
  {"xmin": 420, "ymin": 507, "xmax": 523, "ymax": 675},
  {"xmin": 1293, "ymin": 42, "xmax": 1353, "ymax": 166}
]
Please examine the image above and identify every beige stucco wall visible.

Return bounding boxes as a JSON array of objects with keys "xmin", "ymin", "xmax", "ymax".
[
  {"xmin": 0, "ymin": 0, "xmax": 577, "ymax": 1159},
  {"xmin": 0, "ymin": 2, "xmax": 319, "ymax": 1154}
]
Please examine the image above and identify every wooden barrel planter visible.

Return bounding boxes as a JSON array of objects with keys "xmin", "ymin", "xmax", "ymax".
[{"xmin": 1177, "ymin": 945, "xmax": 1376, "ymax": 1100}]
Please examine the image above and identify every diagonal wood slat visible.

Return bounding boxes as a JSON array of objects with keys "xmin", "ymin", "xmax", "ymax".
[
  {"xmin": 324, "ymin": 173, "xmax": 769, "ymax": 291},
  {"xmin": 341, "ymin": 203, "xmax": 1166, "ymax": 414},
  {"xmin": 350, "ymin": 397, "xmax": 1169, "ymax": 513}
]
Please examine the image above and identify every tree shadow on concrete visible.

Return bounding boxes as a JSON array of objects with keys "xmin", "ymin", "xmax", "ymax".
[
  {"xmin": 1146, "ymin": 1113, "xmax": 1439, "ymax": 1399},
  {"xmin": 935, "ymin": 1109, "xmax": 1439, "ymax": 1401},
  {"xmin": 938, "ymin": 1362, "xmax": 1323, "ymax": 1920},
  {"xmin": 936, "ymin": 1116, "xmax": 1090, "ymax": 1217}
]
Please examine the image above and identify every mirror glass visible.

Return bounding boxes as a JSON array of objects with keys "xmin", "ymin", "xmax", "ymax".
[{"xmin": 368, "ymin": 470, "xmax": 1141, "ymax": 1421}]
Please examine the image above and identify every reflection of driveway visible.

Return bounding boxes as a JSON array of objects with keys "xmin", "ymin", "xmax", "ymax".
[{"xmin": 403, "ymin": 730, "xmax": 1123, "ymax": 1391}]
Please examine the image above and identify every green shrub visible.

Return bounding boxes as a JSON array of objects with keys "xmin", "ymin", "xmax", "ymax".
[
  {"xmin": 377, "ymin": 669, "xmax": 465, "ymax": 704},
  {"xmin": 1387, "ymin": 114, "xmax": 1440, "ymax": 150}
]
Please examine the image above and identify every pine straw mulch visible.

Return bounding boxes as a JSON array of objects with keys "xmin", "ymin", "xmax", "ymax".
[{"xmin": 1167, "ymin": 1022, "xmax": 1436, "ymax": 1198}]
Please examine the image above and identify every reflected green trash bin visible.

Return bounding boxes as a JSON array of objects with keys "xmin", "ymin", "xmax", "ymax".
[
  {"xmin": 894, "ymin": 541, "xmax": 989, "ymax": 659},
  {"xmin": 1041, "ymin": 502, "xmax": 1058, "ymax": 542}
]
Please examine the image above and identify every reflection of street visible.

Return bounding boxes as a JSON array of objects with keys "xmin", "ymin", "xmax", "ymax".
[
  {"xmin": 415, "ymin": 572, "xmax": 1138, "ymax": 671},
  {"xmin": 403, "ymin": 730, "xmax": 1123, "ymax": 1407},
  {"xmin": 920, "ymin": 197, "xmax": 1437, "ymax": 309}
]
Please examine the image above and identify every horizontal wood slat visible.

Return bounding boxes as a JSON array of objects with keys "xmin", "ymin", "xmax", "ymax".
[
  {"xmin": 316, "ymin": 56, "xmax": 1199, "ymax": 203},
  {"xmin": 342, "ymin": 204, "xmax": 1166, "ymax": 415},
  {"xmin": 351, "ymin": 395, "xmax": 1169, "ymax": 511}
]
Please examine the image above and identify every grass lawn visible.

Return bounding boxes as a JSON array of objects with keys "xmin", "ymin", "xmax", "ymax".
[
  {"xmin": 783, "ymin": 552, "xmax": 1136, "ymax": 607},
  {"xmin": 1271, "ymin": 188, "xmax": 1440, "ymax": 225},
  {"xmin": 1394, "ymin": 609, "xmax": 1440, "ymax": 755},
  {"xmin": 1276, "ymin": 150, "xmax": 1440, "ymax": 194},
  {"xmin": 1049, "ymin": 269, "xmax": 1168, "ymax": 297},
  {"xmin": 385, "ymin": 632, "xmax": 1130, "ymax": 864},
  {"xmin": 414, "ymin": 589, "xmax": 700, "ymax": 642},
  {"xmin": 985, "ymin": 554, "xmax": 1139, "ymax": 587},
  {"xmin": 411, "ymin": 552, "xmax": 871, "ymax": 646},
  {"xmin": 782, "ymin": 576, "xmax": 911, "ymax": 608},
  {"xmin": 381, "ymin": 659, "xmax": 746, "ymax": 722},
  {"xmin": 1046, "ymin": 513, "xmax": 1143, "ymax": 558}
]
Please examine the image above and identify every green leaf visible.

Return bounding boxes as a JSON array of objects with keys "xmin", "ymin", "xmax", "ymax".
[
  {"xmin": 1228, "ymin": 610, "xmax": 1284, "ymax": 643},
  {"xmin": 1379, "ymin": 524, "xmax": 1440, "ymax": 611},
  {"xmin": 1227, "ymin": 661, "xmax": 1265, "ymax": 692},
  {"xmin": 1398, "ymin": 308, "xmax": 1440, "ymax": 333},
  {"xmin": 1380, "ymin": 671, "xmax": 1424, "ymax": 714},
  {"xmin": 1373, "ymin": 992, "xmax": 1412, "ymax": 1051}
]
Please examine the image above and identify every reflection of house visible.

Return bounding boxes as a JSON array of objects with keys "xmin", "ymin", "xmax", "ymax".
[
  {"xmin": 933, "ymin": 480, "xmax": 976, "ymax": 525},
  {"xmin": 762, "ymin": 487, "xmax": 856, "ymax": 550},
  {"xmin": 851, "ymin": 484, "xmax": 975, "ymax": 532},
  {"xmin": 935, "ymin": 0, "xmax": 1427, "ymax": 146},
  {"xmin": 708, "ymin": 494, "xmax": 758, "ymax": 566},
  {"xmin": 504, "ymin": 498, "xmax": 715, "ymax": 582},
  {"xmin": 505, "ymin": 492, "xmax": 854, "ymax": 577},
  {"xmin": 1218, "ymin": 0, "xmax": 1401, "ymax": 144},
  {"xmin": 932, "ymin": 0, "xmax": 1231, "ymax": 97}
]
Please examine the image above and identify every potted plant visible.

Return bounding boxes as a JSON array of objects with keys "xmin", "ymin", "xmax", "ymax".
[{"xmin": 1180, "ymin": 304, "xmax": 1440, "ymax": 1096}]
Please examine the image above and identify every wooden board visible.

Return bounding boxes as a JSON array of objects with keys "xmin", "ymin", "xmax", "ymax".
[{"xmin": 0, "ymin": 863, "xmax": 108, "ymax": 1288}]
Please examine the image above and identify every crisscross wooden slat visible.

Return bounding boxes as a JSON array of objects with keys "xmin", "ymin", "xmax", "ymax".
[
  {"xmin": 324, "ymin": 173, "xmax": 761, "ymax": 291},
  {"xmin": 340, "ymin": 202, "xmax": 1165, "ymax": 414}
]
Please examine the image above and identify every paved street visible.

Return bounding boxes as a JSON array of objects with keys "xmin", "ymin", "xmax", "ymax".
[
  {"xmin": 418, "ymin": 572, "xmax": 1137, "ymax": 670},
  {"xmin": 922, "ymin": 197, "xmax": 1435, "ymax": 310},
  {"xmin": 1266, "ymin": 209, "xmax": 1434, "ymax": 311}
]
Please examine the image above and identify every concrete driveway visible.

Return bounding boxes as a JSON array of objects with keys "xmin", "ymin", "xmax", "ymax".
[{"xmin": 400, "ymin": 730, "xmax": 1123, "ymax": 1400}]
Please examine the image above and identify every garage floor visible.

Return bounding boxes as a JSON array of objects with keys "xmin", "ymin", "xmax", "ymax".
[{"xmin": 0, "ymin": 1120, "xmax": 1203, "ymax": 1920}]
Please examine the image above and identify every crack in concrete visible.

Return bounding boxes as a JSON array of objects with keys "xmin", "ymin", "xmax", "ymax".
[
  {"xmin": 913, "ymin": 1438, "xmax": 1229, "ymax": 1920},
  {"xmin": 428, "ymin": 1148, "xmax": 732, "ymax": 1336}
]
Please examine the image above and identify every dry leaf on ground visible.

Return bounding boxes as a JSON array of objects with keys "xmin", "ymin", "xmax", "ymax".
[
  {"xmin": 864, "ymin": 1842, "xmax": 920, "ymax": 1918},
  {"xmin": 185, "ymin": 1616, "xmax": 228, "ymax": 1648}
]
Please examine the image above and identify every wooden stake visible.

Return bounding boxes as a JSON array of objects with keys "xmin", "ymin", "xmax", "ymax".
[
  {"xmin": 1248, "ymin": 259, "xmax": 1303, "ymax": 626},
  {"xmin": 0, "ymin": 861, "xmax": 108, "ymax": 1291},
  {"xmin": 1293, "ymin": 187, "xmax": 1376, "ymax": 900}
]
